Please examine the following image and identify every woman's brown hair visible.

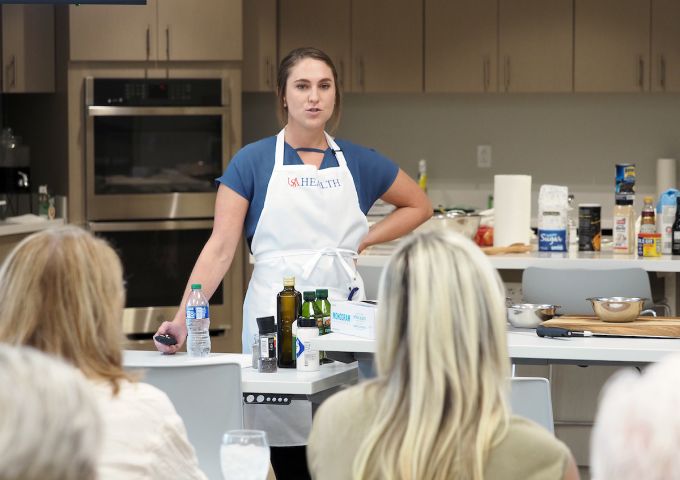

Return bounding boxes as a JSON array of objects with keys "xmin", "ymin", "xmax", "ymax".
[
  {"xmin": 0, "ymin": 226, "xmax": 131, "ymax": 393},
  {"xmin": 276, "ymin": 47, "xmax": 342, "ymax": 133}
]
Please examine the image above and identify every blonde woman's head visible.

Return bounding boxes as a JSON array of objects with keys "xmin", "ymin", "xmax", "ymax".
[
  {"xmin": 0, "ymin": 344, "xmax": 101, "ymax": 480},
  {"xmin": 354, "ymin": 230, "xmax": 510, "ymax": 480},
  {"xmin": 0, "ymin": 226, "xmax": 128, "ymax": 389}
]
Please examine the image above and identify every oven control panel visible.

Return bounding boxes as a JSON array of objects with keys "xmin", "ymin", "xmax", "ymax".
[{"xmin": 93, "ymin": 78, "xmax": 221, "ymax": 106}]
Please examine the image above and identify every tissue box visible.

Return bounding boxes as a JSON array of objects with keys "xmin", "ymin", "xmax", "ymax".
[{"xmin": 331, "ymin": 301, "xmax": 377, "ymax": 339}]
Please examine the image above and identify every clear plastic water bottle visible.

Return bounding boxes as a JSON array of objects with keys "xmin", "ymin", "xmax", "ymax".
[{"xmin": 186, "ymin": 283, "xmax": 210, "ymax": 357}]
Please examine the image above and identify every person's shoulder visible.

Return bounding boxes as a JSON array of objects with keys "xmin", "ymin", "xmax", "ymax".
[
  {"xmin": 500, "ymin": 416, "xmax": 570, "ymax": 462},
  {"xmin": 232, "ymin": 136, "xmax": 276, "ymax": 163},
  {"xmin": 315, "ymin": 382, "xmax": 378, "ymax": 428},
  {"xmin": 334, "ymin": 138, "xmax": 384, "ymax": 159}
]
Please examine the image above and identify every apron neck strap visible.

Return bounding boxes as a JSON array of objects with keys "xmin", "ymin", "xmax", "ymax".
[{"xmin": 275, "ymin": 127, "xmax": 347, "ymax": 168}]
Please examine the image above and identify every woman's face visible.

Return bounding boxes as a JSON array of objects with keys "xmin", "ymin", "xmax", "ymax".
[{"xmin": 283, "ymin": 58, "xmax": 335, "ymax": 132}]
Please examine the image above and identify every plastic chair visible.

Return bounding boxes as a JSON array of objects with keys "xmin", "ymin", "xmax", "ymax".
[
  {"xmin": 510, "ymin": 377, "xmax": 554, "ymax": 434},
  {"xmin": 123, "ymin": 352, "xmax": 244, "ymax": 480},
  {"xmin": 521, "ymin": 267, "xmax": 663, "ymax": 315}
]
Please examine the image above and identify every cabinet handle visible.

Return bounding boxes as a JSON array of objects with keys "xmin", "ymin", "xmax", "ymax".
[
  {"xmin": 359, "ymin": 56, "xmax": 365, "ymax": 91},
  {"xmin": 264, "ymin": 57, "xmax": 270, "ymax": 88},
  {"xmin": 483, "ymin": 56, "xmax": 490, "ymax": 92},
  {"xmin": 7, "ymin": 55, "xmax": 16, "ymax": 89},
  {"xmin": 504, "ymin": 56, "xmax": 510, "ymax": 92},
  {"xmin": 339, "ymin": 59, "xmax": 345, "ymax": 90},
  {"xmin": 660, "ymin": 55, "xmax": 667, "ymax": 90},
  {"xmin": 269, "ymin": 58, "xmax": 275, "ymax": 90},
  {"xmin": 638, "ymin": 55, "xmax": 644, "ymax": 90},
  {"xmin": 165, "ymin": 27, "xmax": 170, "ymax": 61},
  {"xmin": 146, "ymin": 26, "xmax": 151, "ymax": 60}
]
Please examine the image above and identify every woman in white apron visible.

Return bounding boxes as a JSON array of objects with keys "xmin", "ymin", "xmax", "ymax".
[{"xmin": 154, "ymin": 47, "xmax": 431, "ymax": 478}]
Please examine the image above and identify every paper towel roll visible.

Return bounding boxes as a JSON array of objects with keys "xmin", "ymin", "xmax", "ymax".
[
  {"xmin": 657, "ymin": 158, "xmax": 677, "ymax": 198},
  {"xmin": 494, "ymin": 175, "xmax": 532, "ymax": 247}
]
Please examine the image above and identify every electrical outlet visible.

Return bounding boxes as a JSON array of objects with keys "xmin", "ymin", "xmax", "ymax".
[
  {"xmin": 477, "ymin": 145, "xmax": 492, "ymax": 168},
  {"xmin": 505, "ymin": 282, "xmax": 523, "ymax": 304}
]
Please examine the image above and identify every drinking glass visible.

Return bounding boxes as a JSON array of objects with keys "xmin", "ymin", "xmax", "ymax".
[{"xmin": 220, "ymin": 429, "xmax": 270, "ymax": 480}]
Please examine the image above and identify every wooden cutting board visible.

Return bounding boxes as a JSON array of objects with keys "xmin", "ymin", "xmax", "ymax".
[{"xmin": 541, "ymin": 315, "xmax": 680, "ymax": 337}]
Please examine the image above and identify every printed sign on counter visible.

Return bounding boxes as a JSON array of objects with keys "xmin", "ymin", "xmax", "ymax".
[{"xmin": 331, "ymin": 301, "xmax": 377, "ymax": 340}]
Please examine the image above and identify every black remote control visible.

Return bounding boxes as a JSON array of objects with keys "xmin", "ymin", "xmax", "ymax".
[{"xmin": 154, "ymin": 334, "xmax": 177, "ymax": 346}]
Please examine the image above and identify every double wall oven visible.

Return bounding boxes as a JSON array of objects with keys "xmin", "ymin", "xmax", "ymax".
[{"xmin": 84, "ymin": 77, "xmax": 231, "ymax": 350}]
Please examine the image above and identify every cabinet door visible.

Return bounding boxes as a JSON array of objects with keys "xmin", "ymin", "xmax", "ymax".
[
  {"xmin": 279, "ymin": 0, "xmax": 352, "ymax": 91},
  {"xmin": 243, "ymin": 0, "xmax": 277, "ymax": 92},
  {"xmin": 158, "ymin": 0, "xmax": 242, "ymax": 61},
  {"xmin": 69, "ymin": 1, "xmax": 156, "ymax": 61},
  {"xmin": 575, "ymin": 0, "xmax": 651, "ymax": 92},
  {"xmin": 2, "ymin": 5, "xmax": 54, "ymax": 93},
  {"xmin": 651, "ymin": 0, "xmax": 680, "ymax": 92},
  {"xmin": 425, "ymin": 0, "xmax": 497, "ymax": 93},
  {"xmin": 499, "ymin": 0, "xmax": 572, "ymax": 93},
  {"xmin": 352, "ymin": 0, "xmax": 423, "ymax": 92}
]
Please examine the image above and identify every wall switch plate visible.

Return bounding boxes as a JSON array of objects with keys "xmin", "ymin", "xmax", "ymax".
[{"xmin": 477, "ymin": 145, "xmax": 492, "ymax": 168}]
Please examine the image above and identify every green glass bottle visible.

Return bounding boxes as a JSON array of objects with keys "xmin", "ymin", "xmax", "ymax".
[
  {"xmin": 277, "ymin": 276, "xmax": 301, "ymax": 368},
  {"xmin": 315, "ymin": 288, "xmax": 332, "ymax": 363}
]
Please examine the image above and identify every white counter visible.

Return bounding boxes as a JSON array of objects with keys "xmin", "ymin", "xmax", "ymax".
[
  {"xmin": 359, "ymin": 250, "xmax": 680, "ymax": 272},
  {"xmin": 0, "ymin": 218, "xmax": 65, "ymax": 237},
  {"xmin": 311, "ymin": 330, "xmax": 680, "ymax": 365},
  {"xmin": 123, "ymin": 350, "xmax": 358, "ymax": 395}
]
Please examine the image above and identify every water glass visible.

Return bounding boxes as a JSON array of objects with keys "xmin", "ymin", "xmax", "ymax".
[{"xmin": 220, "ymin": 429, "xmax": 270, "ymax": 480}]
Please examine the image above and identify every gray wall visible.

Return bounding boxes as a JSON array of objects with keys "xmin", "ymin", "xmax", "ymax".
[{"xmin": 244, "ymin": 92, "xmax": 680, "ymax": 194}]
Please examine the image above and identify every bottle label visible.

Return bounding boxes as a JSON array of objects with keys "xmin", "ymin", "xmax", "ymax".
[
  {"xmin": 538, "ymin": 229, "xmax": 567, "ymax": 252},
  {"xmin": 260, "ymin": 337, "xmax": 275, "ymax": 359},
  {"xmin": 186, "ymin": 305, "xmax": 209, "ymax": 320}
]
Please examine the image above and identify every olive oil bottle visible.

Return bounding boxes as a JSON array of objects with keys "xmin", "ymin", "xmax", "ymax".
[{"xmin": 277, "ymin": 276, "xmax": 301, "ymax": 368}]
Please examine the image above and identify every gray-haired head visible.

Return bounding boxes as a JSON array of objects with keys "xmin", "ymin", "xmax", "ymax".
[
  {"xmin": 591, "ymin": 353, "xmax": 680, "ymax": 480},
  {"xmin": 0, "ymin": 344, "xmax": 102, "ymax": 480}
]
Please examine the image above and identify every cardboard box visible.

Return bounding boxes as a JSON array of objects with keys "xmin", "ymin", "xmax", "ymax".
[{"xmin": 330, "ymin": 300, "xmax": 377, "ymax": 339}]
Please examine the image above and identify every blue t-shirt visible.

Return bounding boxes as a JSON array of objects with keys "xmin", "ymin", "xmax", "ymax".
[{"xmin": 217, "ymin": 136, "xmax": 399, "ymax": 248}]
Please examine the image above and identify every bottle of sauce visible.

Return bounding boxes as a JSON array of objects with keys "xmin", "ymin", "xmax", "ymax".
[
  {"xmin": 276, "ymin": 276, "xmax": 301, "ymax": 368},
  {"xmin": 672, "ymin": 197, "xmax": 680, "ymax": 255},
  {"xmin": 613, "ymin": 200, "xmax": 635, "ymax": 254},
  {"xmin": 640, "ymin": 196, "xmax": 656, "ymax": 234},
  {"xmin": 297, "ymin": 291, "xmax": 317, "ymax": 366}
]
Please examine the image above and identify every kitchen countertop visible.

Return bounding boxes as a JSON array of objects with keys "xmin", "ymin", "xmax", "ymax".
[
  {"xmin": 359, "ymin": 249, "xmax": 680, "ymax": 272},
  {"xmin": 0, "ymin": 218, "xmax": 65, "ymax": 237},
  {"xmin": 122, "ymin": 350, "xmax": 358, "ymax": 395},
  {"xmin": 311, "ymin": 330, "xmax": 680, "ymax": 365}
]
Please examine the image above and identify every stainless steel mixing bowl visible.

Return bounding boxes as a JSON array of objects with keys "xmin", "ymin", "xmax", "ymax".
[{"xmin": 507, "ymin": 304, "xmax": 560, "ymax": 328}]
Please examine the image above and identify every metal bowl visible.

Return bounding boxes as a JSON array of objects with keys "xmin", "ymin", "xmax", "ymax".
[
  {"xmin": 587, "ymin": 297, "xmax": 655, "ymax": 323},
  {"xmin": 507, "ymin": 304, "xmax": 560, "ymax": 328},
  {"xmin": 418, "ymin": 210, "xmax": 482, "ymax": 240}
]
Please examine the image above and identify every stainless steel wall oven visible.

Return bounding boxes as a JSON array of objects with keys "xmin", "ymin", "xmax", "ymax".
[{"xmin": 84, "ymin": 78, "xmax": 231, "ymax": 349}]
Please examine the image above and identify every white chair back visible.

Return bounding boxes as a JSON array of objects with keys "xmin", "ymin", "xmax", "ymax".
[
  {"xmin": 124, "ymin": 352, "xmax": 244, "ymax": 480},
  {"xmin": 510, "ymin": 377, "xmax": 554, "ymax": 434},
  {"xmin": 522, "ymin": 266, "xmax": 652, "ymax": 315}
]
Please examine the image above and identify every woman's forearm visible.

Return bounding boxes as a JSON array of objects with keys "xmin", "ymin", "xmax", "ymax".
[{"xmin": 359, "ymin": 205, "xmax": 431, "ymax": 253}]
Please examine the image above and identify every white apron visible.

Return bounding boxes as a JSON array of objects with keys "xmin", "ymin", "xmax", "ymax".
[
  {"xmin": 242, "ymin": 128, "xmax": 368, "ymax": 351},
  {"xmin": 241, "ymin": 128, "xmax": 368, "ymax": 446}
]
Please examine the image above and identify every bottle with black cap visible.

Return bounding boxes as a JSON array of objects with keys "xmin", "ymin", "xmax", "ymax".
[
  {"xmin": 256, "ymin": 316, "xmax": 277, "ymax": 373},
  {"xmin": 295, "ymin": 315, "xmax": 320, "ymax": 372}
]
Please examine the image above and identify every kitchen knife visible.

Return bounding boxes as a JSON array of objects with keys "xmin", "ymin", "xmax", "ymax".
[{"xmin": 536, "ymin": 325, "xmax": 679, "ymax": 339}]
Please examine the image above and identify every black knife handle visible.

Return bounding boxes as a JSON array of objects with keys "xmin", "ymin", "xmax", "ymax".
[{"xmin": 536, "ymin": 326, "xmax": 574, "ymax": 338}]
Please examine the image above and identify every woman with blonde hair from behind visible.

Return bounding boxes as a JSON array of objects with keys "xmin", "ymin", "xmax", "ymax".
[
  {"xmin": 0, "ymin": 226, "xmax": 206, "ymax": 480},
  {"xmin": 0, "ymin": 344, "xmax": 101, "ymax": 480},
  {"xmin": 307, "ymin": 230, "xmax": 579, "ymax": 480}
]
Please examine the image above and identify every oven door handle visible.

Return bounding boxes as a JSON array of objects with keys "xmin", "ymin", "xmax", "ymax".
[
  {"xmin": 89, "ymin": 219, "xmax": 214, "ymax": 232},
  {"xmin": 87, "ymin": 106, "xmax": 228, "ymax": 117}
]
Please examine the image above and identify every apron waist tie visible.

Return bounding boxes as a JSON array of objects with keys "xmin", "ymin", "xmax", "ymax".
[{"xmin": 254, "ymin": 248, "xmax": 358, "ymax": 281}]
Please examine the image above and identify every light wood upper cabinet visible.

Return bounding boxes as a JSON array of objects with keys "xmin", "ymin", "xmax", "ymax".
[
  {"xmin": 499, "ymin": 0, "xmax": 573, "ymax": 93},
  {"xmin": 651, "ymin": 0, "xmax": 680, "ymax": 92},
  {"xmin": 279, "ymin": 0, "xmax": 352, "ymax": 91},
  {"xmin": 352, "ymin": 0, "xmax": 423, "ymax": 92},
  {"xmin": 69, "ymin": 0, "xmax": 241, "ymax": 62},
  {"xmin": 2, "ymin": 5, "xmax": 55, "ymax": 93},
  {"xmin": 157, "ymin": 0, "xmax": 241, "ymax": 61},
  {"xmin": 425, "ymin": 0, "xmax": 497, "ymax": 93},
  {"xmin": 69, "ymin": 1, "xmax": 156, "ymax": 61},
  {"xmin": 575, "ymin": 0, "xmax": 651, "ymax": 92},
  {"xmin": 243, "ymin": 0, "xmax": 277, "ymax": 92}
]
